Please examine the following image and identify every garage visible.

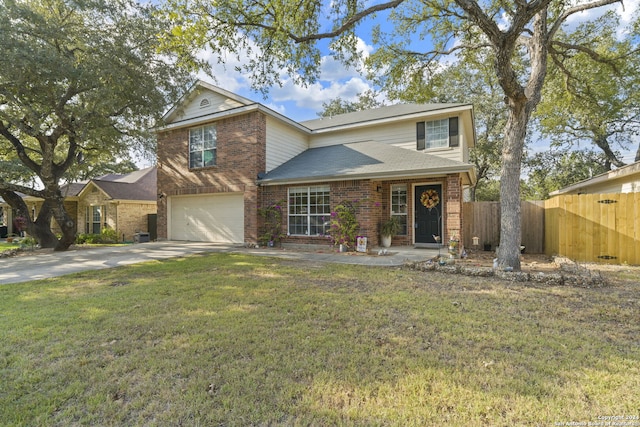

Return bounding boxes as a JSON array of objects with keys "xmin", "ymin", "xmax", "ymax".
[{"xmin": 169, "ymin": 193, "xmax": 244, "ymax": 243}]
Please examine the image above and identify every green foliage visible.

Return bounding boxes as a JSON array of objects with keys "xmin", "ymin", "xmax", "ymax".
[
  {"xmin": 317, "ymin": 90, "xmax": 385, "ymax": 117},
  {"xmin": 75, "ymin": 228, "xmax": 118, "ymax": 245},
  {"xmin": 19, "ymin": 236, "xmax": 38, "ymax": 250},
  {"xmin": 330, "ymin": 201, "xmax": 359, "ymax": 249},
  {"xmin": 0, "ymin": 0, "xmax": 193, "ymax": 249},
  {"xmin": 380, "ymin": 216, "xmax": 401, "ymax": 237},
  {"xmin": 258, "ymin": 200, "xmax": 286, "ymax": 246},
  {"xmin": 475, "ymin": 179, "xmax": 501, "ymax": 201},
  {"xmin": 535, "ymin": 12, "xmax": 640, "ymax": 167},
  {"xmin": 99, "ymin": 227, "xmax": 118, "ymax": 244},
  {"xmin": 523, "ymin": 150, "xmax": 609, "ymax": 200}
]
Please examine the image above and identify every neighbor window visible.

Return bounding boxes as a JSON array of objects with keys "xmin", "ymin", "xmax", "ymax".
[
  {"xmin": 189, "ymin": 124, "xmax": 217, "ymax": 168},
  {"xmin": 391, "ymin": 185, "xmax": 408, "ymax": 235},
  {"xmin": 416, "ymin": 117, "xmax": 459, "ymax": 150},
  {"xmin": 288, "ymin": 186, "xmax": 330, "ymax": 236},
  {"xmin": 86, "ymin": 205, "xmax": 105, "ymax": 234}
]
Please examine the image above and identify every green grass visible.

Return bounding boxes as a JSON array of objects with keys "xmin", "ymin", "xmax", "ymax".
[
  {"xmin": 1, "ymin": 242, "xmax": 21, "ymax": 250},
  {"xmin": 1, "ymin": 253, "xmax": 638, "ymax": 426}
]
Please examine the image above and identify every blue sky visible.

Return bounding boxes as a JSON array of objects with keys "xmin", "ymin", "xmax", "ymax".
[{"xmin": 192, "ymin": 1, "xmax": 638, "ymax": 163}]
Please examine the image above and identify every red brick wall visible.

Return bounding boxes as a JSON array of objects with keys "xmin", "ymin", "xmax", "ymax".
[
  {"xmin": 156, "ymin": 111, "xmax": 266, "ymax": 243},
  {"xmin": 445, "ymin": 174, "xmax": 463, "ymax": 242},
  {"xmin": 260, "ymin": 175, "xmax": 465, "ymax": 249}
]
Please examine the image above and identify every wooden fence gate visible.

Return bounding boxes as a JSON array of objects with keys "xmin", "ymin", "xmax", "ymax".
[
  {"xmin": 462, "ymin": 201, "xmax": 545, "ymax": 254},
  {"xmin": 544, "ymin": 193, "xmax": 640, "ymax": 265}
]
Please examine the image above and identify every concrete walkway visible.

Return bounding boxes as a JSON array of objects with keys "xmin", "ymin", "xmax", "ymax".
[{"xmin": 0, "ymin": 241, "xmax": 440, "ymax": 285}]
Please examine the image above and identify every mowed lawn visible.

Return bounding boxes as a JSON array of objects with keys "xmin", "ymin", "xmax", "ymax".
[{"xmin": 1, "ymin": 253, "xmax": 638, "ymax": 426}]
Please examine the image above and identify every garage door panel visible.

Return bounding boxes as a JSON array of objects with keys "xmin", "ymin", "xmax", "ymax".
[{"xmin": 170, "ymin": 194, "xmax": 244, "ymax": 243}]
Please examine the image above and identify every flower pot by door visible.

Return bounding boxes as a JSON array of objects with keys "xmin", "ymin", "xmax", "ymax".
[{"xmin": 381, "ymin": 235, "xmax": 392, "ymax": 248}]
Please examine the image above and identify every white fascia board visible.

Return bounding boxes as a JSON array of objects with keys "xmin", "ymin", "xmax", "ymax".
[
  {"xmin": 259, "ymin": 165, "xmax": 475, "ymax": 186},
  {"xmin": 157, "ymin": 104, "xmax": 310, "ymax": 134},
  {"xmin": 308, "ymin": 105, "xmax": 474, "ymax": 134}
]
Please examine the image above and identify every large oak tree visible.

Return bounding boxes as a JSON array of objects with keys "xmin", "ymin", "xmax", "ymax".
[
  {"xmin": 535, "ymin": 11, "xmax": 640, "ymax": 169},
  {"xmin": 163, "ymin": 0, "xmax": 626, "ymax": 270},
  {"xmin": 0, "ymin": 0, "xmax": 192, "ymax": 250}
]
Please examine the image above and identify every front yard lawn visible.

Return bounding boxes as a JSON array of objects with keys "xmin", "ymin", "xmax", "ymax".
[{"xmin": 1, "ymin": 253, "xmax": 638, "ymax": 426}]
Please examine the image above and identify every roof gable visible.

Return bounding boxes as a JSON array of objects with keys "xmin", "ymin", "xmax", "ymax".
[
  {"xmin": 162, "ymin": 80, "xmax": 255, "ymax": 125},
  {"xmin": 77, "ymin": 167, "xmax": 157, "ymax": 201}
]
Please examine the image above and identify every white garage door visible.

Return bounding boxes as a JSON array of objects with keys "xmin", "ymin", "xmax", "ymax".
[{"xmin": 169, "ymin": 193, "xmax": 244, "ymax": 243}]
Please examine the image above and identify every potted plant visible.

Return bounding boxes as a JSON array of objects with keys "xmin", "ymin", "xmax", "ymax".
[
  {"xmin": 380, "ymin": 217, "xmax": 401, "ymax": 248},
  {"xmin": 448, "ymin": 235, "xmax": 460, "ymax": 258}
]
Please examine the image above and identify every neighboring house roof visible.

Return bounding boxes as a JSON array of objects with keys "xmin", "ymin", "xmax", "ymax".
[
  {"xmin": 301, "ymin": 103, "xmax": 472, "ymax": 132},
  {"xmin": 550, "ymin": 161, "xmax": 640, "ymax": 195},
  {"xmin": 0, "ymin": 167, "xmax": 157, "ymax": 205},
  {"xmin": 260, "ymin": 141, "xmax": 475, "ymax": 185},
  {"xmin": 60, "ymin": 182, "xmax": 87, "ymax": 198},
  {"xmin": 79, "ymin": 167, "xmax": 157, "ymax": 201}
]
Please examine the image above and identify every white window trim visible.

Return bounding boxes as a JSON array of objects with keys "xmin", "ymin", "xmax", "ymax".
[
  {"xmin": 390, "ymin": 184, "xmax": 408, "ymax": 236},
  {"xmin": 189, "ymin": 124, "xmax": 217, "ymax": 169},
  {"xmin": 287, "ymin": 186, "xmax": 330, "ymax": 236}
]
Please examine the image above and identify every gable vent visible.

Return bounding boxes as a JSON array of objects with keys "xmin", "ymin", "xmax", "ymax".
[{"xmin": 199, "ymin": 98, "xmax": 211, "ymax": 108}]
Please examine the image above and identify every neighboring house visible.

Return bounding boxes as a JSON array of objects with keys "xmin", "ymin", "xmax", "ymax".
[
  {"xmin": 156, "ymin": 81, "xmax": 477, "ymax": 248},
  {"xmin": 0, "ymin": 167, "xmax": 157, "ymax": 241},
  {"xmin": 549, "ymin": 160, "xmax": 640, "ymax": 195}
]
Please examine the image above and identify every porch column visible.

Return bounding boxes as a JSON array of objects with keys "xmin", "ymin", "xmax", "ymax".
[{"xmin": 445, "ymin": 175, "xmax": 463, "ymax": 243}]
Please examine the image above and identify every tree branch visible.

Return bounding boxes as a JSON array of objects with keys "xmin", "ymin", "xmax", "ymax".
[
  {"xmin": 225, "ymin": 0, "xmax": 407, "ymax": 43},
  {"xmin": 548, "ymin": 0, "xmax": 622, "ymax": 40}
]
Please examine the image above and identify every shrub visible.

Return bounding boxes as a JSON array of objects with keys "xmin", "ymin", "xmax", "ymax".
[{"xmin": 100, "ymin": 227, "xmax": 118, "ymax": 244}]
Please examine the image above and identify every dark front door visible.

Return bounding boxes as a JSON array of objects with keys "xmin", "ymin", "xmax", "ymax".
[{"xmin": 415, "ymin": 184, "xmax": 442, "ymax": 245}]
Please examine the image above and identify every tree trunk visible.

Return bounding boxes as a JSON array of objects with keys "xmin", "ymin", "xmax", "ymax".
[
  {"xmin": 49, "ymin": 195, "xmax": 76, "ymax": 251},
  {"xmin": 497, "ymin": 102, "xmax": 528, "ymax": 271},
  {"xmin": 30, "ymin": 199, "xmax": 59, "ymax": 248}
]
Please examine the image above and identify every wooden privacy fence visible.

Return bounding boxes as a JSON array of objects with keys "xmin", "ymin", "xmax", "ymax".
[
  {"xmin": 462, "ymin": 201, "xmax": 545, "ymax": 254},
  {"xmin": 545, "ymin": 193, "xmax": 640, "ymax": 265}
]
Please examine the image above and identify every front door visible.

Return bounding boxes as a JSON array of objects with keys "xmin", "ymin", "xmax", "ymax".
[{"xmin": 415, "ymin": 184, "xmax": 442, "ymax": 245}]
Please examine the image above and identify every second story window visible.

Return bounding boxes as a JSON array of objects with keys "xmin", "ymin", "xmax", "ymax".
[
  {"xmin": 416, "ymin": 117, "xmax": 459, "ymax": 150},
  {"xmin": 189, "ymin": 124, "xmax": 217, "ymax": 168}
]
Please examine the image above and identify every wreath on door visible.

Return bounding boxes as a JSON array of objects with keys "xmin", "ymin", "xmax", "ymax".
[{"xmin": 420, "ymin": 189, "xmax": 440, "ymax": 209}]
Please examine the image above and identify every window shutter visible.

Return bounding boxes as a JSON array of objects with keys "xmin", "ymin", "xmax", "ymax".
[
  {"xmin": 449, "ymin": 117, "xmax": 459, "ymax": 147},
  {"xmin": 416, "ymin": 122, "xmax": 425, "ymax": 150}
]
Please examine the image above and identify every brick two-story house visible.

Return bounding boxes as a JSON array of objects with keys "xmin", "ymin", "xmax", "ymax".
[{"xmin": 156, "ymin": 81, "xmax": 476, "ymax": 249}]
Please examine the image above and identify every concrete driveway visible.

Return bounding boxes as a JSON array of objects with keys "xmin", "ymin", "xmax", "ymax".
[
  {"xmin": 0, "ymin": 241, "xmax": 237, "ymax": 285},
  {"xmin": 0, "ymin": 241, "xmax": 437, "ymax": 285}
]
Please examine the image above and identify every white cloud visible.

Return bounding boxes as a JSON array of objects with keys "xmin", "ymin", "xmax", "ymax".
[
  {"xmin": 271, "ymin": 77, "xmax": 373, "ymax": 111},
  {"xmin": 194, "ymin": 33, "xmax": 379, "ymax": 119}
]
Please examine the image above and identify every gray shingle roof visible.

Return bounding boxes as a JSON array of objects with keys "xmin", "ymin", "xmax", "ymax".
[
  {"xmin": 91, "ymin": 167, "xmax": 157, "ymax": 201},
  {"xmin": 300, "ymin": 103, "xmax": 470, "ymax": 131},
  {"xmin": 260, "ymin": 141, "xmax": 473, "ymax": 184}
]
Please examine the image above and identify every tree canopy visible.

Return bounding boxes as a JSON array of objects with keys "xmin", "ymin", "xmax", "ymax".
[
  {"xmin": 534, "ymin": 11, "xmax": 640, "ymax": 169},
  {"xmin": 0, "ymin": 0, "xmax": 193, "ymax": 250}
]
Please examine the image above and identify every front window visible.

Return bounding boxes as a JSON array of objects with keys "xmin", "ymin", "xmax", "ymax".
[
  {"xmin": 288, "ymin": 186, "xmax": 330, "ymax": 236},
  {"xmin": 86, "ymin": 205, "xmax": 105, "ymax": 234},
  {"xmin": 189, "ymin": 124, "xmax": 217, "ymax": 168},
  {"xmin": 391, "ymin": 185, "xmax": 408, "ymax": 235}
]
